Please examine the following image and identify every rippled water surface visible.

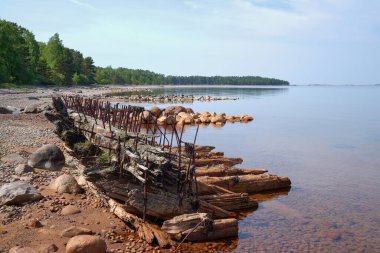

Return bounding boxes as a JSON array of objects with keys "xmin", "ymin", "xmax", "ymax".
[{"xmin": 122, "ymin": 85, "xmax": 380, "ymax": 252}]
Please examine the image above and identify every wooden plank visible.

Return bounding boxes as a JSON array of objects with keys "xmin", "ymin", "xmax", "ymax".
[
  {"xmin": 126, "ymin": 166, "xmax": 146, "ymax": 183},
  {"xmin": 198, "ymin": 199, "xmax": 235, "ymax": 219}
]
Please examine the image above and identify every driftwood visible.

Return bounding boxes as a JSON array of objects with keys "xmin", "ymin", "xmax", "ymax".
[
  {"xmin": 198, "ymin": 174, "xmax": 291, "ymax": 194},
  {"xmin": 161, "ymin": 213, "xmax": 238, "ymax": 242},
  {"xmin": 199, "ymin": 193, "xmax": 258, "ymax": 211},
  {"xmin": 196, "ymin": 164, "xmax": 268, "ymax": 177},
  {"xmin": 109, "ymin": 199, "xmax": 174, "ymax": 247}
]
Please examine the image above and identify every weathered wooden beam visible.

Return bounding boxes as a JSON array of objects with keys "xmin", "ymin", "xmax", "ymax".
[
  {"xmin": 198, "ymin": 199, "xmax": 235, "ymax": 219},
  {"xmin": 198, "ymin": 174, "xmax": 291, "ymax": 194},
  {"xmin": 161, "ymin": 213, "xmax": 238, "ymax": 242},
  {"xmin": 195, "ymin": 157, "xmax": 243, "ymax": 167},
  {"xmin": 184, "ymin": 218, "xmax": 238, "ymax": 242},
  {"xmin": 196, "ymin": 164, "xmax": 268, "ymax": 177},
  {"xmin": 199, "ymin": 193, "xmax": 258, "ymax": 211}
]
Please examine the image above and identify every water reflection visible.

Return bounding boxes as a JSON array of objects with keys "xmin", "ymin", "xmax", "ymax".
[
  {"xmin": 110, "ymin": 85, "xmax": 289, "ymax": 101},
  {"xmin": 149, "ymin": 86, "xmax": 289, "ymax": 99}
]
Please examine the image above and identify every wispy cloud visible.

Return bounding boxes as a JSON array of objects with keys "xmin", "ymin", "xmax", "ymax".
[{"xmin": 67, "ymin": 0, "xmax": 99, "ymax": 11}]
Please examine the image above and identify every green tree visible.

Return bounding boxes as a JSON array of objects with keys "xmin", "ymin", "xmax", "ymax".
[{"xmin": 82, "ymin": 57, "xmax": 95, "ymax": 84}]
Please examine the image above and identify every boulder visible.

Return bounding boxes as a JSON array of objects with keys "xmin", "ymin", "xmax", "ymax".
[
  {"xmin": 28, "ymin": 144, "xmax": 65, "ymax": 170},
  {"xmin": 66, "ymin": 235, "xmax": 107, "ymax": 253},
  {"xmin": 210, "ymin": 115, "xmax": 226, "ymax": 124},
  {"xmin": 50, "ymin": 174, "xmax": 82, "ymax": 194},
  {"xmin": 61, "ymin": 205, "xmax": 81, "ymax": 215},
  {"xmin": 199, "ymin": 116, "xmax": 211, "ymax": 124},
  {"xmin": 150, "ymin": 106, "xmax": 162, "ymax": 117},
  {"xmin": 166, "ymin": 115, "xmax": 176, "ymax": 125},
  {"xmin": 200, "ymin": 111, "xmax": 211, "ymax": 117},
  {"xmin": 240, "ymin": 114, "xmax": 254, "ymax": 122},
  {"xmin": 157, "ymin": 116, "xmax": 167, "ymax": 125},
  {"xmin": 177, "ymin": 112, "xmax": 189, "ymax": 118},
  {"xmin": 177, "ymin": 112, "xmax": 194, "ymax": 124},
  {"xmin": 61, "ymin": 226, "xmax": 93, "ymax": 238},
  {"xmin": 225, "ymin": 116, "xmax": 236, "ymax": 122},
  {"xmin": 194, "ymin": 118, "xmax": 201, "ymax": 124},
  {"xmin": 164, "ymin": 106, "xmax": 186, "ymax": 115},
  {"xmin": 141, "ymin": 110, "xmax": 152, "ymax": 122},
  {"xmin": 14, "ymin": 164, "xmax": 33, "ymax": 175},
  {"xmin": 24, "ymin": 104, "xmax": 41, "ymax": 113},
  {"xmin": 0, "ymin": 181, "xmax": 43, "ymax": 206},
  {"xmin": 185, "ymin": 107, "xmax": 194, "ymax": 113}
]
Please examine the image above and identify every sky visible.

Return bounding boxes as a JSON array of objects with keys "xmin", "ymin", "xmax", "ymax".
[{"xmin": 1, "ymin": 0, "xmax": 380, "ymax": 85}]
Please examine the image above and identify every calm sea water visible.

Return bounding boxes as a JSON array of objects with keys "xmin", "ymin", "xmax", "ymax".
[{"xmin": 123, "ymin": 85, "xmax": 380, "ymax": 252}]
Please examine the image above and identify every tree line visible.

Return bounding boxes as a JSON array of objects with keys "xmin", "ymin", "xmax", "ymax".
[{"xmin": 0, "ymin": 20, "xmax": 289, "ymax": 86}]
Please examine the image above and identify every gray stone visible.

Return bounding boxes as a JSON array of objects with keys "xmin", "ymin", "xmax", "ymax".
[
  {"xmin": 0, "ymin": 181, "xmax": 43, "ymax": 206},
  {"xmin": 1, "ymin": 153, "xmax": 26, "ymax": 166},
  {"xmin": 50, "ymin": 174, "xmax": 82, "ymax": 194},
  {"xmin": 24, "ymin": 104, "xmax": 40, "ymax": 113},
  {"xmin": 14, "ymin": 164, "xmax": 33, "ymax": 175},
  {"xmin": 27, "ymin": 96, "xmax": 39, "ymax": 100},
  {"xmin": 28, "ymin": 144, "xmax": 65, "ymax": 170},
  {"xmin": 0, "ymin": 105, "xmax": 13, "ymax": 114}
]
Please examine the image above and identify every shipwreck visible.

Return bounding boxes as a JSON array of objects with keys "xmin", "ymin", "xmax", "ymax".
[{"xmin": 44, "ymin": 95, "xmax": 291, "ymax": 250}]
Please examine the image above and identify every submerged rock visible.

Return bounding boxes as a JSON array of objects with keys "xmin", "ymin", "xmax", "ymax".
[
  {"xmin": 0, "ymin": 181, "xmax": 43, "ymax": 206},
  {"xmin": 28, "ymin": 144, "xmax": 65, "ymax": 170}
]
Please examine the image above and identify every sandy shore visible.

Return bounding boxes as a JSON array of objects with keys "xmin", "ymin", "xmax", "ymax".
[{"xmin": 0, "ymin": 86, "xmax": 155, "ymax": 253}]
